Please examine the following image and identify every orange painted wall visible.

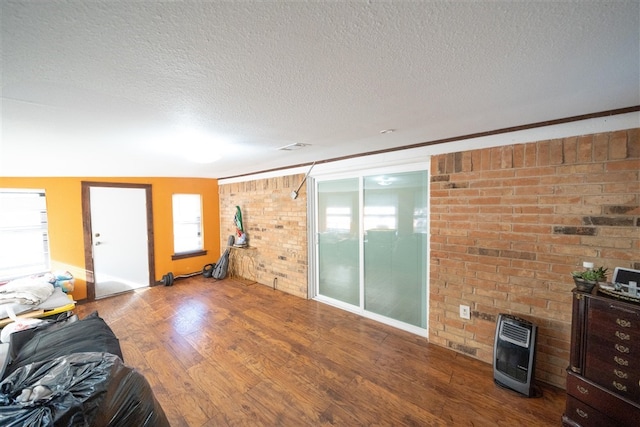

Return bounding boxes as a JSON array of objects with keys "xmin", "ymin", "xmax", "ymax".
[{"xmin": 0, "ymin": 177, "xmax": 220, "ymax": 300}]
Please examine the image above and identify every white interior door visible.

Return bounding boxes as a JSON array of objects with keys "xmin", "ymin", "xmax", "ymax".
[{"xmin": 90, "ymin": 186, "xmax": 150, "ymax": 298}]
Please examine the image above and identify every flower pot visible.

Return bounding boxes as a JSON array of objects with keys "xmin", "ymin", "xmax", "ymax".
[{"xmin": 573, "ymin": 277, "xmax": 597, "ymax": 293}]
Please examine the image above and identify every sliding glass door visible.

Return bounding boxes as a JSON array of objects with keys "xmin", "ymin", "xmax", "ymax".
[
  {"xmin": 317, "ymin": 179, "xmax": 360, "ymax": 305},
  {"xmin": 315, "ymin": 168, "xmax": 428, "ymax": 331},
  {"xmin": 363, "ymin": 171, "xmax": 428, "ymax": 328}
]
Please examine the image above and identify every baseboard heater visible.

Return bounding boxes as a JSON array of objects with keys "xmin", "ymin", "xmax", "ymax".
[{"xmin": 493, "ymin": 313, "xmax": 538, "ymax": 397}]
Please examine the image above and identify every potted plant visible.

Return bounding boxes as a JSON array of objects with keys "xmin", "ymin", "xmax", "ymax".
[{"xmin": 571, "ymin": 266, "xmax": 608, "ymax": 292}]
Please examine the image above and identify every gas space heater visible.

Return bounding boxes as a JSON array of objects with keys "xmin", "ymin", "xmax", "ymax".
[{"xmin": 493, "ymin": 313, "xmax": 538, "ymax": 397}]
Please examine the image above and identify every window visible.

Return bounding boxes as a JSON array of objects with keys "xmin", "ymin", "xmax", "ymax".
[
  {"xmin": 325, "ymin": 206, "xmax": 352, "ymax": 232},
  {"xmin": 363, "ymin": 205, "xmax": 397, "ymax": 230},
  {"xmin": 172, "ymin": 194, "xmax": 203, "ymax": 255},
  {"xmin": 0, "ymin": 189, "xmax": 50, "ymax": 281}
]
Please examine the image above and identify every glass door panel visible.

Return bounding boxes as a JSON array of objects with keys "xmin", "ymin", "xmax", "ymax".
[
  {"xmin": 317, "ymin": 179, "xmax": 360, "ymax": 306},
  {"xmin": 363, "ymin": 171, "xmax": 428, "ymax": 327}
]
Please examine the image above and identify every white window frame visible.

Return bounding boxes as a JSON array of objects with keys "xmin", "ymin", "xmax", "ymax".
[
  {"xmin": 0, "ymin": 189, "xmax": 51, "ymax": 281},
  {"xmin": 172, "ymin": 194, "xmax": 204, "ymax": 256}
]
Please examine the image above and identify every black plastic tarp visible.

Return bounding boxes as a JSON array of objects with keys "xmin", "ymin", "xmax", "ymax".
[
  {"xmin": 2, "ymin": 312, "xmax": 123, "ymax": 380},
  {"xmin": 0, "ymin": 352, "xmax": 169, "ymax": 427}
]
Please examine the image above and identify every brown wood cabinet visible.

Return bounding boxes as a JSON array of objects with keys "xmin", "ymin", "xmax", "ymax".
[{"xmin": 563, "ymin": 290, "xmax": 640, "ymax": 426}]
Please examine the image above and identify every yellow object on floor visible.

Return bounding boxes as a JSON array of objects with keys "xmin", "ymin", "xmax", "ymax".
[{"xmin": 0, "ymin": 301, "xmax": 76, "ymax": 328}]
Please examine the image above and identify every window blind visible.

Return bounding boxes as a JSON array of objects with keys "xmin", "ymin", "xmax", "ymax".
[{"xmin": 0, "ymin": 189, "xmax": 50, "ymax": 281}]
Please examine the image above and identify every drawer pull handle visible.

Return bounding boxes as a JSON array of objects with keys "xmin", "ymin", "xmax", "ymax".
[
  {"xmin": 576, "ymin": 385, "xmax": 589, "ymax": 394},
  {"xmin": 576, "ymin": 408, "xmax": 588, "ymax": 419},
  {"xmin": 614, "ymin": 356, "xmax": 629, "ymax": 366},
  {"xmin": 615, "ymin": 344, "xmax": 630, "ymax": 353},
  {"xmin": 615, "ymin": 331, "xmax": 631, "ymax": 341},
  {"xmin": 616, "ymin": 318, "xmax": 632, "ymax": 328},
  {"xmin": 613, "ymin": 381, "xmax": 627, "ymax": 392},
  {"xmin": 614, "ymin": 369, "xmax": 628, "ymax": 379}
]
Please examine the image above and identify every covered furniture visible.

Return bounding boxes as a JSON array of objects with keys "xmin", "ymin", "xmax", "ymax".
[{"xmin": 0, "ymin": 312, "xmax": 169, "ymax": 426}]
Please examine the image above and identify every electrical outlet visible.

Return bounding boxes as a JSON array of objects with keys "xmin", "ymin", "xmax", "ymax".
[{"xmin": 460, "ymin": 305, "xmax": 470, "ymax": 320}]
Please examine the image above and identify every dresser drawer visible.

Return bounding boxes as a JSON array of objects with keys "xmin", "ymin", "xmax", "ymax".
[
  {"xmin": 564, "ymin": 395, "xmax": 619, "ymax": 427},
  {"xmin": 584, "ymin": 352, "xmax": 640, "ymax": 402},
  {"xmin": 584, "ymin": 297, "xmax": 640, "ymax": 402},
  {"xmin": 586, "ymin": 325, "xmax": 640, "ymax": 355},
  {"xmin": 566, "ymin": 370, "xmax": 640, "ymax": 426},
  {"xmin": 588, "ymin": 297, "xmax": 640, "ymax": 334}
]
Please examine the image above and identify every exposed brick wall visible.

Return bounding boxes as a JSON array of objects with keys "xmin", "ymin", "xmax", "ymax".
[
  {"xmin": 217, "ymin": 128, "xmax": 638, "ymax": 389},
  {"xmin": 219, "ymin": 174, "xmax": 308, "ymax": 298},
  {"xmin": 429, "ymin": 128, "xmax": 640, "ymax": 388}
]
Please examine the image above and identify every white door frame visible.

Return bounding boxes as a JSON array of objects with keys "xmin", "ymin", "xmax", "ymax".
[{"xmin": 81, "ymin": 182, "xmax": 155, "ymax": 301}]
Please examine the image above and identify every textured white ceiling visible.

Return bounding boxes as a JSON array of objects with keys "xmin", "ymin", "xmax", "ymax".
[{"xmin": 1, "ymin": 1, "xmax": 639, "ymax": 178}]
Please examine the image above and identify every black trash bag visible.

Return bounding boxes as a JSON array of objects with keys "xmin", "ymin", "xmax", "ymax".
[
  {"xmin": 1, "ymin": 312, "xmax": 122, "ymax": 380},
  {"xmin": 0, "ymin": 352, "xmax": 169, "ymax": 427}
]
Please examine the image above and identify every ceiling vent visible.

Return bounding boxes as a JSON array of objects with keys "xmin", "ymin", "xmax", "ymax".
[{"xmin": 277, "ymin": 143, "xmax": 309, "ymax": 151}]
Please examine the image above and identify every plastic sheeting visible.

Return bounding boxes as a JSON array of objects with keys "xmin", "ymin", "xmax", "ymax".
[
  {"xmin": 1, "ymin": 312, "xmax": 122, "ymax": 380},
  {"xmin": 0, "ymin": 352, "xmax": 169, "ymax": 426}
]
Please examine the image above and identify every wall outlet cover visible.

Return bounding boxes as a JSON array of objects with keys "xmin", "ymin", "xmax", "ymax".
[{"xmin": 460, "ymin": 305, "xmax": 471, "ymax": 319}]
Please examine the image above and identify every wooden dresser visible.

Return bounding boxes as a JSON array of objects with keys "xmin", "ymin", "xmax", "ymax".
[{"xmin": 563, "ymin": 290, "xmax": 640, "ymax": 426}]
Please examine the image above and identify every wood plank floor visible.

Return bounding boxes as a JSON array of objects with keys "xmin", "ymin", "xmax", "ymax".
[{"xmin": 75, "ymin": 277, "xmax": 566, "ymax": 426}]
